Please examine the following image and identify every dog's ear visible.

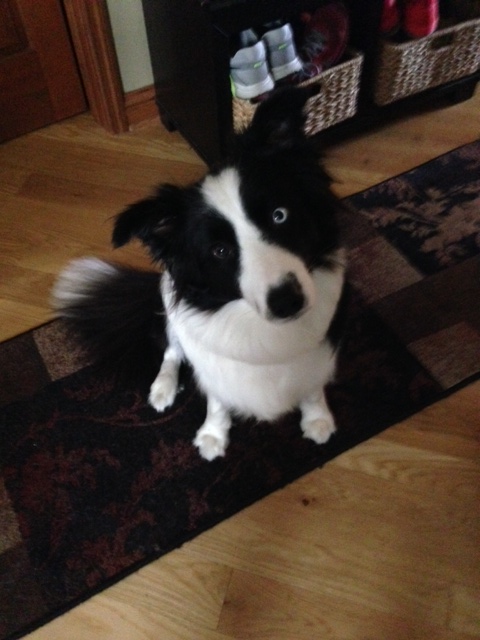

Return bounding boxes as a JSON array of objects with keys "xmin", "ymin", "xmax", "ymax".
[
  {"xmin": 112, "ymin": 184, "xmax": 183, "ymax": 257},
  {"xmin": 244, "ymin": 86, "xmax": 317, "ymax": 151}
]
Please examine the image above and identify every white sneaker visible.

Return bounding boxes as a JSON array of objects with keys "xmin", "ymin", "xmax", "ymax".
[
  {"xmin": 230, "ymin": 38, "xmax": 275, "ymax": 100},
  {"xmin": 262, "ymin": 23, "xmax": 303, "ymax": 81}
]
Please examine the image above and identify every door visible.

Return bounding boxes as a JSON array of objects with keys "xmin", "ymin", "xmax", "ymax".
[{"xmin": 0, "ymin": 0, "xmax": 87, "ymax": 142}]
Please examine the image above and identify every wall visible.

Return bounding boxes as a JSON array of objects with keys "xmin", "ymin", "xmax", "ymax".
[{"xmin": 106, "ymin": 0, "xmax": 154, "ymax": 93}]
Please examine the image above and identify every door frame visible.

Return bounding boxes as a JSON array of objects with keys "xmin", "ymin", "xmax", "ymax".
[{"xmin": 63, "ymin": 0, "xmax": 130, "ymax": 133}]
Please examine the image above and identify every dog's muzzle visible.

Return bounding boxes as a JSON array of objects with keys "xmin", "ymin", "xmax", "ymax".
[{"xmin": 267, "ymin": 273, "xmax": 307, "ymax": 320}]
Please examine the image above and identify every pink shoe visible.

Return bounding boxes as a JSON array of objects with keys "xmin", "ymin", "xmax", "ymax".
[
  {"xmin": 381, "ymin": 0, "xmax": 401, "ymax": 35},
  {"xmin": 403, "ymin": 0, "xmax": 439, "ymax": 38},
  {"xmin": 299, "ymin": 2, "xmax": 350, "ymax": 73}
]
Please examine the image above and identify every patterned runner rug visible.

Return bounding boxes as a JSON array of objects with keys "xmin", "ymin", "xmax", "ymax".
[{"xmin": 1, "ymin": 140, "xmax": 479, "ymax": 640}]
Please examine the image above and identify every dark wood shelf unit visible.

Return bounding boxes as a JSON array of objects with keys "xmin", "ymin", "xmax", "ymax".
[{"xmin": 141, "ymin": 0, "xmax": 479, "ymax": 166}]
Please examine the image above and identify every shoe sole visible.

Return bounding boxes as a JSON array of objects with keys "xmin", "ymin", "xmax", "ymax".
[
  {"xmin": 270, "ymin": 56, "xmax": 303, "ymax": 80},
  {"xmin": 231, "ymin": 73, "xmax": 275, "ymax": 100}
]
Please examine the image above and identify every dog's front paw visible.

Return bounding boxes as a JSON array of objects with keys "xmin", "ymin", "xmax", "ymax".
[
  {"xmin": 193, "ymin": 429, "xmax": 228, "ymax": 461},
  {"xmin": 301, "ymin": 416, "xmax": 336, "ymax": 445},
  {"xmin": 149, "ymin": 373, "xmax": 178, "ymax": 412}
]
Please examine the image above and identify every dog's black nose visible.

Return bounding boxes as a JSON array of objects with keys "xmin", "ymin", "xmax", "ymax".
[{"xmin": 267, "ymin": 274, "xmax": 306, "ymax": 320}]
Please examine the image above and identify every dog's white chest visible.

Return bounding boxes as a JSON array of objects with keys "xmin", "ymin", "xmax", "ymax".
[
  {"xmin": 185, "ymin": 340, "xmax": 336, "ymax": 421},
  {"xmin": 162, "ymin": 265, "xmax": 343, "ymax": 421}
]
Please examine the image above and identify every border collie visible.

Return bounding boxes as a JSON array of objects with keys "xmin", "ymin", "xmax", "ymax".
[{"xmin": 53, "ymin": 87, "xmax": 346, "ymax": 461}]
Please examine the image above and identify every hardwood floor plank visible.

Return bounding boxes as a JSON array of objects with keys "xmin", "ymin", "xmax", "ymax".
[
  {"xmin": 184, "ymin": 450, "xmax": 478, "ymax": 604},
  {"xmin": 18, "ymin": 172, "xmax": 144, "ymax": 211},
  {"xmin": 450, "ymin": 583, "xmax": 480, "ymax": 636},
  {"xmin": 379, "ymin": 381, "xmax": 480, "ymax": 460},
  {"xmin": 0, "ymin": 298, "xmax": 52, "ymax": 340},
  {"xmin": 218, "ymin": 569, "xmax": 475, "ymax": 640}
]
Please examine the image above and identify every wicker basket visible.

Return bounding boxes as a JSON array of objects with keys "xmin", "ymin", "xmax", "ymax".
[
  {"xmin": 374, "ymin": 17, "xmax": 480, "ymax": 106},
  {"xmin": 232, "ymin": 50, "xmax": 363, "ymax": 136}
]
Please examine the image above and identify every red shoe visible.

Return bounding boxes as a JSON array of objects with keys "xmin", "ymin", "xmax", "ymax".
[
  {"xmin": 299, "ymin": 2, "xmax": 350, "ymax": 72},
  {"xmin": 380, "ymin": 0, "xmax": 400, "ymax": 35},
  {"xmin": 403, "ymin": 0, "xmax": 439, "ymax": 39}
]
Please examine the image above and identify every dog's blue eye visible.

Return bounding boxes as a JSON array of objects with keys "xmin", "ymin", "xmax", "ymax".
[
  {"xmin": 272, "ymin": 207, "xmax": 289, "ymax": 224},
  {"xmin": 211, "ymin": 243, "xmax": 234, "ymax": 260}
]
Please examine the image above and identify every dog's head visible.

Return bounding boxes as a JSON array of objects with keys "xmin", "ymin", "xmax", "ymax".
[{"xmin": 113, "ymin": 87, "xmax": 342, "ymax": 321}]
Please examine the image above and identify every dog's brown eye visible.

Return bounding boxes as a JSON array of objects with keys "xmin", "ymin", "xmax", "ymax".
[
  {"xmin": 272, "ymin": 207, "xmax": 289, "ymax": 224},
  {"xmin": 211, "ymin": 243, "xmax": 234, "ymax": 260}
]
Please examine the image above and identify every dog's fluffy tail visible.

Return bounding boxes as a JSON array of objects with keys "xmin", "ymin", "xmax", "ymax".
[{"xmin": 52, "ymin": 257, "xmax": 165, "ymax": 383}]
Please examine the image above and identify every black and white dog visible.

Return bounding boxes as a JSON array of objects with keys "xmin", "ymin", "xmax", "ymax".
[{"xmin": 53, "ymin": 88, "xmax": 346, "ymax": 461}]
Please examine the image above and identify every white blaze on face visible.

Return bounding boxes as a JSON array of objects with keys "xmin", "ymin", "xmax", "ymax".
[{"xmin": 201, "ymin": 168, "xmax": 316, "ymax": 320}]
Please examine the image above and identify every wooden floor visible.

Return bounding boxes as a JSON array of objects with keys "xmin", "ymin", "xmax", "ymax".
[{"xmin": 1, "ymin": 89, "xmax": 479, "ymax": 639}]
